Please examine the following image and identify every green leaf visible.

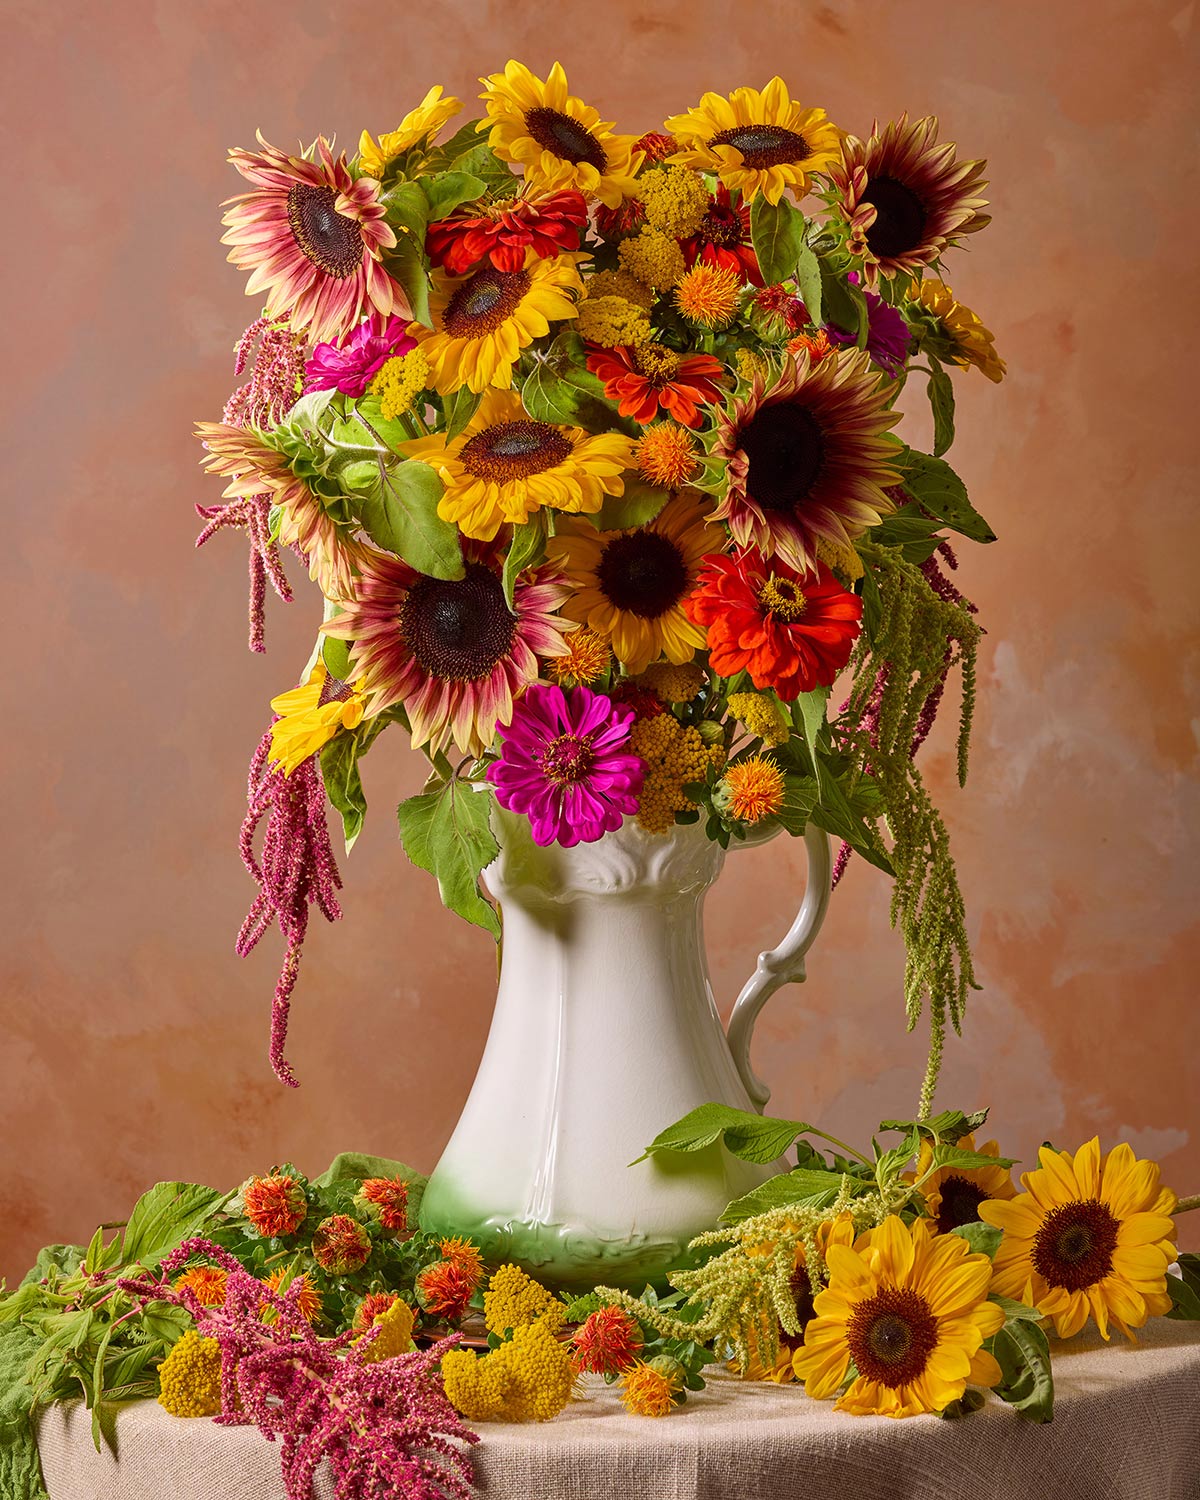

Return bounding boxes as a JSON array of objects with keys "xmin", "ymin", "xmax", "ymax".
[
  {"xmin": 948, "ymin": 1222, "xmax": 1003, "ymax": 1258},
  {"xmin": 522, "ymin": 356, "xmax": 624, "ymax": 433},
  {"xmin": 320, "ymin": 733, "xmax": 368, "ymax": 852},
  {"xmin": 820, "ymin": 264, "xmax": 868, "ymax": 343},
  {"xmin": 0, "ymin": 1322, "xmax": 49, "ymax": 1500},
  {"xmin": 926, "ymin": 358, "xmax": 956, "ymax": 457},
  {"xmin": 1165, "ymin": 1254, "xmax": 1200, "ymax": 1320},
  {"xmin": 593, "ymin": 480, "xmax": 671, "ymax": 531},
  {"xmin": 312, "ymin": 1152, "xmax": 428, "ymax": 1220},
  {"xmin": 348, "ymin": 459, "xmax": 464, "ymax": 580},
  {"xmin": 120, "ymin": 1183, "xmax": 223, "ymax": 1270},
  {"xmin": 269, "ymin": 389, "xmax": 340, "ymax": 471},
  {"xmin": 870, "ymin": 503, "xmax": 944, "ymax": 564},
  {"xmin": 989, "ymin": 1294, "xmax": 1045, "ymax": 1323},
  {"xmin": 771, "ymin": 773, "xmax": 818, "ymax": 837},
  {"xmin": 381, "ymin": 180, "xmax": 430, "ymax": 240},
  {"xmin": 874, "ymin": 1126, "xmax": 921, "ymax": 1188},
  {"xmin": 749, "ymin": 197, "xmax": 808, "ymax": 287},
  {"xmin": 989, "ymin": 1320, "xmax": 1054, "ymax": 1422},
  {"xmin": 928, "ymin": 1143, "xmax": 1017, "ymax": 1173},
  {"xmin": 442, "ymin": 386, "xmax": 482, "ymax": 442},
  {"xmin": 444, "ymin": 142, "xmax": 517, "ymax": 196},
  {"xmin": 794, "ymin": 242, "xmax": 823, "ymax": 325},
  {"xmin": 18, "ymin": 1245, "xmax": 84, "ymax": 1288},
  {"xmin": 790, "ymin": 688, "xmax": 828, "ymax": 796},
  {"xmin": 897, "ymin": 449, "xmax": 996, "ymax": 544},
  {"xmin": 809, "ymin": 765, "xmax": 894, "ymax": 877},
  {"xmin": 421, "ymin": 118, "xmax": 490, "ymax": 169},
  {"xmin": 939, "ymin": 1388, "xmax": 986, "ymax": 1419},
  {"xmin": 419, "ymin": 171, "xmax": 486, "ymax": 220},
  {"xmin": 720, "ymin": 1168, "xmax": 864, "ymax": 1225},
  {"xmin": 321, "ymin": 634, "xmax": 354, "ymax": 682},
  {"xmin": 879, "ymin": 1108, "xmax": 990, "ymax": 1144},
  {"xmin": 397, "ymin": 780, "xmax": 501, "ymax": 937},
  {"xmin": 633, "ymin": 1103, "xmax": 815, "ymax": 1167},
  {"xmin": 381, "ymin": 235, "xmax": 431, "ymax": 328},
  {"xmin": 502, "ymin": 515, "xmax": 547, "ymax": 609}
]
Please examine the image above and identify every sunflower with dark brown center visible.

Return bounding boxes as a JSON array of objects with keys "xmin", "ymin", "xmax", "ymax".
[
  {"xmin": 399, "ymin": 388, "xmax": 635, "ymax": 542},
  {"xmin": 666, "ymin": 78, "xmax": 842, "ymax": 205},
  {"xmin": 711, "ymin": 347, "xmax": 900, "ymax": 575},
  {"xmin": 551, "ymin": 491, "xmax": 723, "ymax": 674},
  {"xmin": 829, "ymin": 114, "xmax": 990, "ymax": 285},
  {"xmin": 980, "ymin": 1137, "xmax": 1178, "ymax": 1341},
  {"xmin": 479, "ymin": 60, "xmax": 642, "ymax": 208},
  {"xmin": 794, "ymin": 1216, "xmax": 1004, "ymax": 1417},
  {"xmin": 906, "ymin": 1132, "xmax": 1017, "ymax": 1237},
  {"xmin": 413, "ymin": 255, "xmax": 586, "ymax": 395},
  {"xmin": 323, "ymin": 542, "xmax": 571, "ymax": 756}
]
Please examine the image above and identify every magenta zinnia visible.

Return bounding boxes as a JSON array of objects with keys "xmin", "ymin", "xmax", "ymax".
[
  {"xmin": 711, "ymin": 348, "xmax": 900, "ymax": 575},
  {"xmin": 488, "ymin": 683, "xmax": 644, "ymax": 847},
  {"xmin": 222, "ymin": 134, "xmax": 403, "ymax": 345},
  {"xmin": 305, "ymin": 313, "xmax": 417, "ymax": 397},
  {"xmin": 324, "ymin": 546, "xmax": 571, "ymax": 757}
]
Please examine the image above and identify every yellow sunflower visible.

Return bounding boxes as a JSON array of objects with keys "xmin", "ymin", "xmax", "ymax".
[
  {"xmin": 906, "ymin": 1133, "xmax": 1016, "ymax": 1235},
  {"xmin": 399, "ymin": 387, "xmax": 636, "ymax": 541},
  {"xmin": 551, "ymin": 490, "xmax": 723, "ymax": 674},
  {"xmin": 979, "ymin": 1138, "xmax": 1178, "ymax": 1342},
  {"xmin": 909, "ymin": 278, "xmax": 1006, "ymax": 383},
  {"xmin": 358, "ymin": 86, "xmax": 463, "ymax": 178},
  {"xmin": 268, "ymin": 662, "xmax": 366, "ymax": 775},
  {"xmin": 412, "ymin": 254, "xmax": 585, "ymax": 394},
  {"xmin": 665, "ymin": 79, "xmax": 842, "ymax": 205},
  {"xmin": 479, "ymin": 60, "xmax": 642, "ymax": 208},
  {"xmin": 793, "ymin": 1215, "xmax": 1003, "ymax": 1418}
]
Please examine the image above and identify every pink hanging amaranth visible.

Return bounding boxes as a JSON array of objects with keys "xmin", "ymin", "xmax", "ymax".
[
  {"xmin": 196, "ymin": 318, "xmax": 307, "ymax": 651},
  {"xmin": 121, "ymin": 1239, "xmax": 477, "ymax": 1500},
  {"xmin": 236, "ymin": 730, "xmax": 343, "ymax": 1086}
]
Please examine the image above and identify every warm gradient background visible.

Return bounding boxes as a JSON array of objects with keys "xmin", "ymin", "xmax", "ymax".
[{"xmin": 3, "ymin": 0, "xmax": 1198, "ymax": 1281}]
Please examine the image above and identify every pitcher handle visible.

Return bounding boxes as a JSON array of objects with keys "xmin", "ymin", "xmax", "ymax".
[{"xmin": 726, "ymin": 824, "xmax": 831, "ymax": 1112}]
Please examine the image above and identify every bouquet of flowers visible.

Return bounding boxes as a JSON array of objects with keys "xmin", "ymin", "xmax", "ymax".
[{"xmin": 196, "ymin": 62, "xmax": 1003, "ymax": 1107}]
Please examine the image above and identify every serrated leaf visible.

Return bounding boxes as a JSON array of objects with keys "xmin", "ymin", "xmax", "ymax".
[
  {"xmin": 502, "ymin": 515, "xmax": 547, "ymax": 609},
  {"xmin": 948, "ymin": 1222, "xmax": 1004, "ymax": 1258},
  {"xmin": 120, "ymin": 1183, "xmax": 223, "ymax": 1270},
  {"xmin": 989, "ymin": 1320, "xmax": 1054, "ymax": 1422},
  {"xmin": 772, "ymin": 773, "xmax": 818, "ymax": 836},
  {"xmin": 633, "ymin": 1103, "xmax": 815, "ymax": 1167},
  {"xmin": 879, "ymin": 1108, "xmax": 990, "ymax": 1144},
  {"xmin": 522, "ymin": 357, "xmax": 620, "ymax": 432},
  {"xmin": 720, "ymin": 1169, "xmax": 863, "ymax": 1225},
  {"xmin": 445, "ymin": 142, "xmax": 517, "ymax": 195},
  {"xmin": 749, "ymin": 197, "xmax": 808, "ymax": 287},
  {"xmin": 898, "ymin": 449, "xmax": 995, "ymax": 544},
  {"xmin": 790, "ymin": 688, "xmax": 828, "ymax": 797},
  {"xmin": 348, "ymin": 458, "xmax": 463, "ymax": 579},
  {"xmin": 397, "ymin": 780, "xmax": 501, "ymax": 937},
  {"xmin": 442, "ymin": 386, "xmax": 482, "ymax": 442},
  {"xmin": 927, "ymin": 358, "xmax": 956, "ymax": 456},
  {"xmin": 875, "ymin": 1127, "xmax": 921, "ymax": 1188},
  {"xmin": 929, "ymin": 1143, "xmax": 1018, "ymax": 1173},
  {"xmin": 420, "ymin": 171, "xmax": 486, "ymax": 220},
  {"xmin": 593, "ymin": 480, "xmax": 671, "ymax": 531}
]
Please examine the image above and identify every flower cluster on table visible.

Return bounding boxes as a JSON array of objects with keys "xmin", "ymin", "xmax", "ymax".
[
  {"xmin": 2, "ymin": 1115, "xmax": 1196, "ymax": 1500},
  {"xmin": 195, "ymin": 62, "xmax": 1000, "ymax": 1113}
]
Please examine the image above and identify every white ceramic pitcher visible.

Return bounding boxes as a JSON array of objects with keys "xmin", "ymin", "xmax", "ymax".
[{"xmin": 418, "ymin": 806, "xmax": 831, "ymax": 1289}]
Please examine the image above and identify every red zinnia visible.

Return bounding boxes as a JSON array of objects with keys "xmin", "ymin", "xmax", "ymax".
[
  {"xmin": 571, "ymin": 1305, "xmax": 644, "ymax": 1376},
  {"xmin": 585, "ymin": 343, "xmax": 724, "ymax": 427},
  {"xmin": 241, "ymin": 1173, "xmax": 307, "ymax": 1239},
  {"xmin": 415, "ymin": 1259, "xmax": 476, "ymax": 1322},
  {"xmin": 685, "ymin": 552, "xmax": 863, "ymax": 700},
  {"xmin": 426, "ymin": 190, "xmax": 589, "ymax": 274},
  {"xmin": 680, "ymin": 185, "xmax": 761, "ymax": 284}
]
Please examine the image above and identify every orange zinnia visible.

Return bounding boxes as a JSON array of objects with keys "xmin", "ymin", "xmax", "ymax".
[{"xmin": 585, "ymin": 343, "xmax": 724, "ymax": 427}]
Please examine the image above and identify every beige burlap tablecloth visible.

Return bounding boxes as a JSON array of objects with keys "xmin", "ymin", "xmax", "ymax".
[{"xmin": 36, "ymin": 1316, "xmax": 1200, "ymax": 1500}]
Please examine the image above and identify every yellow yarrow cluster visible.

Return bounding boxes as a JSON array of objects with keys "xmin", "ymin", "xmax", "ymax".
[
  {"xmin": 636, "ymin": 661, "xmax": 707, "ymax": 704},
  {"xmin": 441, "ymin": 1319, "xmax": 575, "ymax": 1423},
  {"xmin": 815, "ymin": 533, "xmax": 866, "ymax": 582},
  {"xmin": 355, "ymin": 1296, "xmax": 416, "ymax": 1363},
  {"xmin": 727, "ymin": 692, "xmax": 790, "ymax": 748},
  {"xmin": 370, "ymin": 348, "xmax": 430, "ymax": 419},
  {"xmin": 576, "ymin": 296, "xmax": 654, "ymax": 349},
  {"xmin": 483, "ymin": 1263, "xmax": 565, "ymax": 1336},
  {"xmin": 630, "ymin": 714, "xmax": 723, "ymax": 833},
  {"xmin": 157, "ymin": 1329, "xmax": 223, "ymax": 1418},
  {"xmin": 636, "ymin": 165, "xmax": 710, "ymax": 238},
  {"xmin": 735, "ymin": 348, "xmax": 768, "ymax": 383},
  {"xmin": 618, "ymin": 228, "xmax": 687, "ymax": 290}
]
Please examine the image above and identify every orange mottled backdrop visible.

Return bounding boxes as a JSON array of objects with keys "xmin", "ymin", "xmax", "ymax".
[{"xmin": 2, "ymin": 0, "xmax": 1198, "ymax": 1280}]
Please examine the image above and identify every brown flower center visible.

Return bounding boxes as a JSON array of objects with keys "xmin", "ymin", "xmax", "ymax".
[
  {"xmin": 698, "ymin": 202, "xmax": 743, "ymax": 248},
  {"xmin": 596, "ymin": 530, "xmax": 689, "ymax": 619},
  {"xmin": 524, "ymin": 107, "xmax": 608, "ymax": 171},
  {"xmin": 460, "ymin": 420, "xmax": 572, "ymax": 481},
  {"xmin": 860, "ymin": 175, "xmax": 928, "ymax": 261},
  {"xmin": 538, "ymin": 732, "xmax": 595, "ymax": 786},
  {"xmin": 758, "ymin": 575, "xmax": 808, "ymax": 622},
  {"xmin": 400, "ymin": 563, "xmax": 518, "ymax": 681},
  {"xmin": 846, "ymin": 1287, "xmax": 940, "ymax": 1389},
  {"xmin": 317, "ymin": 672, "xmax": 355, "ymax": 706},
  {"xmin": 286, "ymin": 183, "xmax": 364, "ymax": 279},
  {"xmin": 935, "ymin": 1176, "xmax": 991, "ymax": 1235},
  {"xmin": 738, "ymin": 401, "xmax": 825, "ymax": 515},
  {"xmin": 1031, "ymin": 1199, "xmax": 1120, "ymax": 1292},
  {"xmin": 442, "ymin": 266, "xmax": 531, "ymax": 338},
  {"xmin": 709, "ymin": 123, "xmax": 812, "ymax": 169}
]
